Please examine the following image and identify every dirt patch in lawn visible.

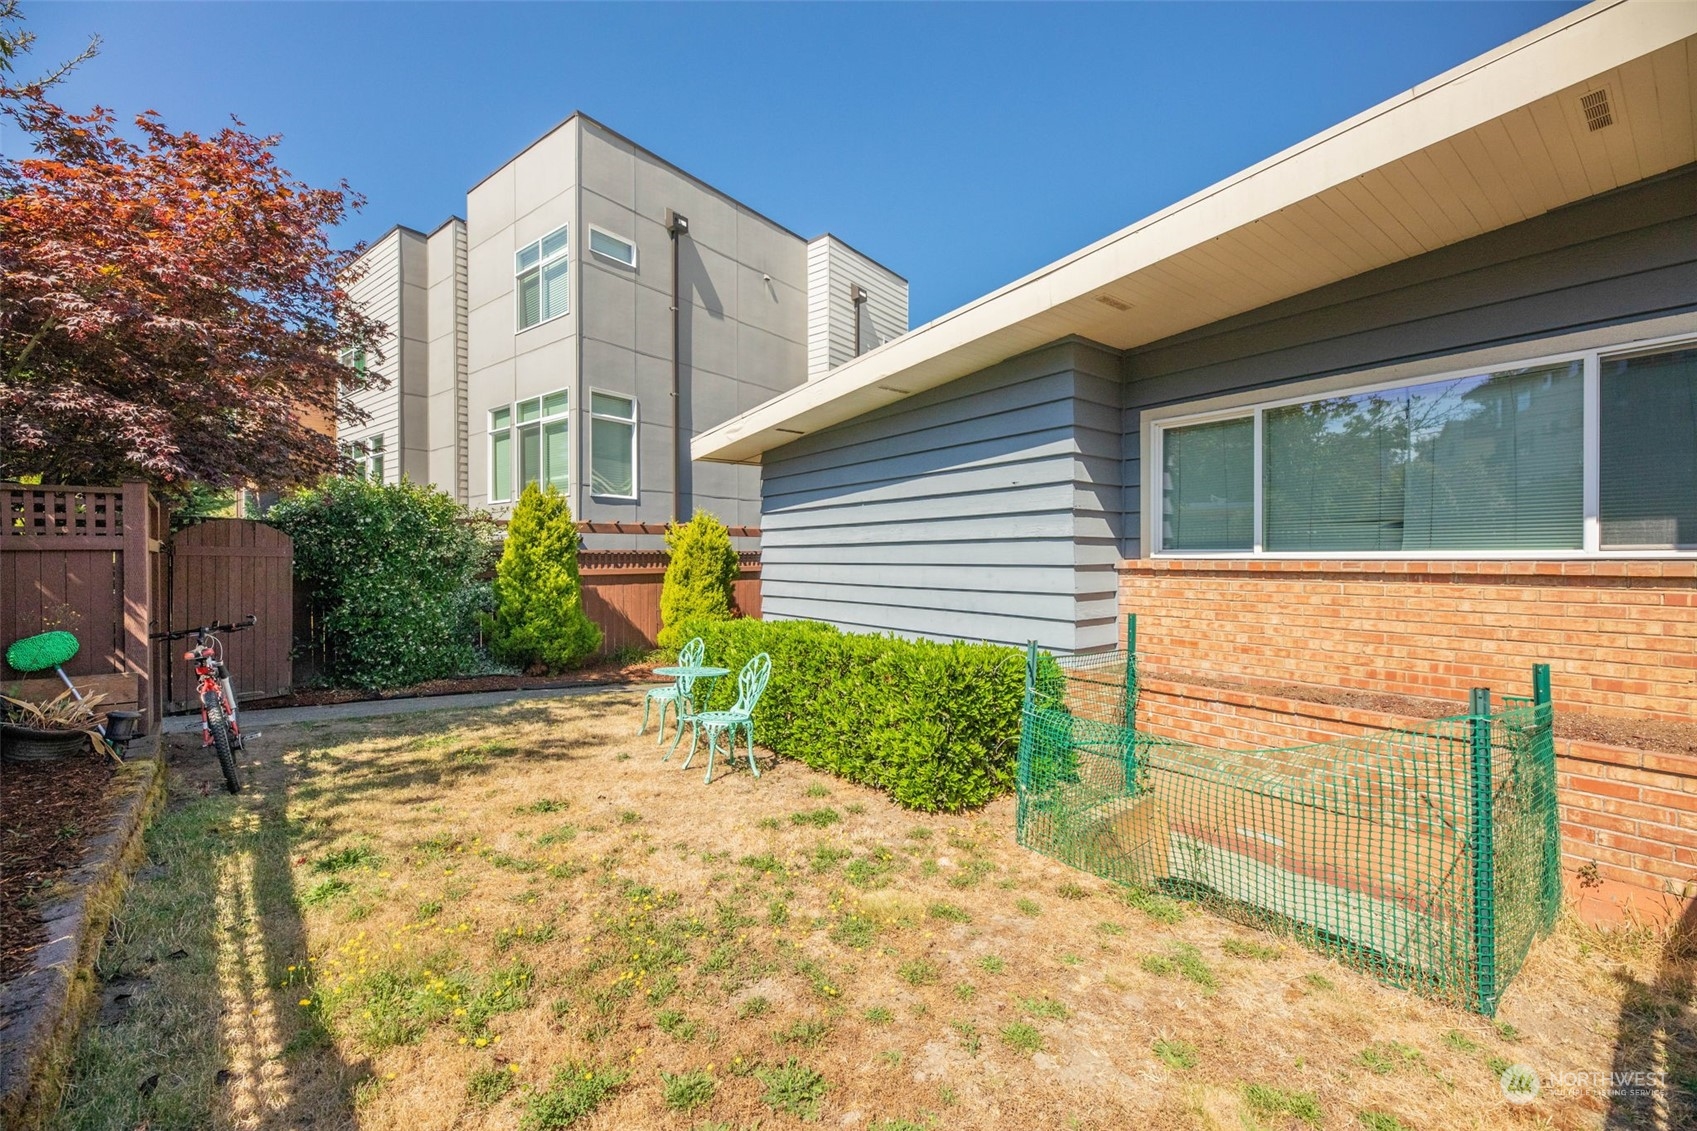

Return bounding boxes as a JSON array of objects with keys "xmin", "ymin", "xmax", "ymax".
[
  {"xmin": 1164, "ymin": 671, "xmax": 1697, "ymax": 756},
  {"xmin": 48, "ymin": 692, "xmax": 1697, "ymax": 1131},
  {"xmin": 242, "ymin": 656, "xmax": 665, "ymax": 711},
  {"xmin": 1, "ymin": 752, "xmax": 117, "ymax": 984}
]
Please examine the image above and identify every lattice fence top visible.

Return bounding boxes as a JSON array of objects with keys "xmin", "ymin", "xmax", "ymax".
[{"xmin": 3, "ymin": 486, "xmax": 130, "ymax": 538}]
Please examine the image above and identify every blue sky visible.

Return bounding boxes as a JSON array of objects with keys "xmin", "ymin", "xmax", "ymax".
[{"xmin": 18, "ymin": 1, "xmax": 1583, "ymax": 326}]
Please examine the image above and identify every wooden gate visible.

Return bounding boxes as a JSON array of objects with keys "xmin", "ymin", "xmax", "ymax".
[{"xmin": 160, "ymin": 519, "xmax": 293, "ymax": 711}]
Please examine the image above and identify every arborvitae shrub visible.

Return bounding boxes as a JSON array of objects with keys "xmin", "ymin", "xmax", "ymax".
[
  {"xmin": 658, "ymin": 512, "xmax": 738, "ymax": 653},
  {"xmin": 484, "ymin": 483, "xmax": 602, "ymax": 671},
  {"xmin": 681, "ymin": 617, "xmax": 1054, "ymax": 811},
  {"xmin": 267, "ymin": 476, "xmax": 494, "ymax": 689}
]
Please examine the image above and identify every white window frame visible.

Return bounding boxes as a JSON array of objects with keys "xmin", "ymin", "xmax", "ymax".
[
  {"xmin": 345, "ymin": 432, "xmax": 385, "ymax": 482},
  {"xmin": 588, "ymin": 388, "xmax": 639, "ymax": 501},
  {"xmin": 489, "ymin": 391, "xmax": 570, "ymax": 503},
  {"xmin": 587, "ymin": 225, "xmax": 637, "ymax": 269},
  {"xmin": 515, "ymin": 225, "xmax": 569, "ymax": 331},
  {"xmin": 1145, "ymin": 328, "xmax": 1697, "ymax": 560},
  {"xmin": 487, "ymin": 407, "xmax": 514, "ymax": 503}
]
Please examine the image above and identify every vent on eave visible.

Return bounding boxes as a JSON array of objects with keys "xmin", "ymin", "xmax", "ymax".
[
  {"xmin": 1579, "ymin": 88, "xmax": 1613, "ymax": 132},
  {"xmin": 1096, "ymin": 294, "xmax": 1132, "ymax": 312}
]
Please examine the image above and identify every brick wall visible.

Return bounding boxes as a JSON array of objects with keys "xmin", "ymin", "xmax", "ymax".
[
  {"xmin": 1119, "ymin": 559, "xmax": 1696, "ymax": 722},
  {"xmin": 1136, "ymin": 675, "xmax": 1697, "ymax": 924}
]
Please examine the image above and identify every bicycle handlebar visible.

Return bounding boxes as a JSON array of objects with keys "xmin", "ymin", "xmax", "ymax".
[{"xmin": 149, "ymin": 614, "xmax": 256, "ymax": 642}]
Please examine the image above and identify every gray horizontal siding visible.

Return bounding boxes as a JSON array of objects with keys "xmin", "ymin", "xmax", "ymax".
[
  {"xmin": 1121, "ymin": 163, "xmax": 1697, "ymax": 557},
  {"xmin": 760, "ymin": 338, "xmax": 1121, "ymax": 653}
]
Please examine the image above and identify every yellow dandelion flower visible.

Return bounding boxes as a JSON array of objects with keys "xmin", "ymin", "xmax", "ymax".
[{"xmin": 299, "ymin": 999, "xmax": 312, "ymax": 1007}]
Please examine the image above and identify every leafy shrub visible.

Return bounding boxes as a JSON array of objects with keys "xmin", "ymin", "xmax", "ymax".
[
  {"xmin": 658, "ymin": 511, "xmax": 738, "ymax": 653},
  {"xmin": 268, "ymin": 476, "xmax": 494, "ymax": 688},
  {"xmin": 682, "ymin": 617, "xmax": 1052, "ymax": 811},
  {"xmin": 484, "ymin": 483, "xmax": 601, "ymax": 671}
]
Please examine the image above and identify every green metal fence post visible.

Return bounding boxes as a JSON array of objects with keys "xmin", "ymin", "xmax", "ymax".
[
  {"xmin": 1533, "ymin": 663, "xmax": 1561, "ymax": 931},
  {"xmin": 1470, "ymin": 686, "xmax": 1498, "ymax": 1014},
  {"xmin": 1124, "ymin": 613, "xmax": 1139, "ymax": 720}
]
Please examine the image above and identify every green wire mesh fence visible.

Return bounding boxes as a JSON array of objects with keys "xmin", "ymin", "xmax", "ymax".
[{"xmin": 1015, "ymin": 618, "xmax": 1560, "ymax": 1015}]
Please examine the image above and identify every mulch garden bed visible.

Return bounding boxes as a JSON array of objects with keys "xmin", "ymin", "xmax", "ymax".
[
  {"xmin": 1168, "ymin": 671, "xmax": 1697, "ymax": 756},
  {"xmin": 0, "ymin": 752, "xmax": 118, "ymax": 985},
  {"xmin": 240, "ymin": 655, "xmax": 665, "ymax": 711}
]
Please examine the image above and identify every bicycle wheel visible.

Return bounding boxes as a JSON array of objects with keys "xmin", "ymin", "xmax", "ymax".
[{"xmin": 203, "ymin": 691, "xmax": 241, "ymax": 794}]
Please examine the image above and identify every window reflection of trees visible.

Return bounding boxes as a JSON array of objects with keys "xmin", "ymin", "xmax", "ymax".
[{"xmin": 1265, "ymin": 363, "xmax": 1582, "ymax": 552}]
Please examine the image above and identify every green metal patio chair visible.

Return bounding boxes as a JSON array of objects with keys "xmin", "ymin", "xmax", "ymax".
[
  {"xmin": 639, "ymin": 636, "xmax": 705, "ymax": 744},
  {"xmin": 678, "ymin": 652, "xmax": 772, "ymax": 784}
]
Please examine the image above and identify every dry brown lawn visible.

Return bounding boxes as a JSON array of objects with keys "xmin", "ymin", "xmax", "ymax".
[{"xmin": 52, "ymin": 690, "xmax": 1695, "ymax": 1131}]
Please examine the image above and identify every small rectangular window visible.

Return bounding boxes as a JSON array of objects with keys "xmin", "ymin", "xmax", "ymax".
[
  {"xmin": 517, "ymin": 398, "xmax": 541, "ymax": 424},
  {"xmin": 519, "ymin": 423, "xmax": 542, "ymax": 488},
  {"xmin": 1601, "ymin": 346, "xmax": 1697, "ymax": 549},
  {"xmin": 347, "ymin": 432, "xmax": 385, "ymax": 482},
  {"xmin": 544, "ymin": 421, "xmax": 570, "ymax": 491},
  {"xmin": 489, "ymin": 412, "xmax": 513, "ymax": 502},
  {"xmin": 590, "ymin": 391, "xmax": 637, "ymax": 498},
  {"xmin": 1161, "ymin": 418, "xmax": 1253, "ymax": 551},
  {"xmin": 515, "ymin": 225, "xmax": 568, "ymax": 330},
  {"xmin": 589, "ymin": 227, "xmax": 637, "ymax": 268}
]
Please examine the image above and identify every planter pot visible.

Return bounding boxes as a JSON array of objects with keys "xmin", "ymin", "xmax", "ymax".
[{"xmin": 0, "ymin": 722, "xmax": 91, "ymax": 763}]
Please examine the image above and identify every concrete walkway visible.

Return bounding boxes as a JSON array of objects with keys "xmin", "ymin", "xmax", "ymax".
[{"xmin": 159, "ymin": 682, "xmax": 643, "ymax": 733}]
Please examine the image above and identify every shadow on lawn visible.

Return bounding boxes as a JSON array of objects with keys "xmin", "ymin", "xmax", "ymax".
[
  {"xmin": 1604, "ymin": 899, "xmax": 1697, "ymax": 1129},
  {"xmin": 50, "ymin": 734, "xmax": 365, "ymax": 1130}
]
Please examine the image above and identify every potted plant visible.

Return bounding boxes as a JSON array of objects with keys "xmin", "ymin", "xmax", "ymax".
[{"xmin": 1, "ymin": 690, "xmax": 118, "ymax": 763}]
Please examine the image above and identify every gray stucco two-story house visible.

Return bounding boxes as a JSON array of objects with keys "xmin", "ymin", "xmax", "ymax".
[{"xmin": 338, "ymin": 114, "xmax": 907, "ymax": 540}]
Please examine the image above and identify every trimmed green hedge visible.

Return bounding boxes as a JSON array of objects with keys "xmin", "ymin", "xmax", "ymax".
[{"xmin": 680, "ymin": 617, "xmax": 1045, "ymax": 812}]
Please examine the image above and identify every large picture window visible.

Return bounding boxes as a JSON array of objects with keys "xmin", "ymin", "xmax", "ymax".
[
  {"xmin": 1155, "ymin": 339, "xmax": 1695, "ymax": 557},
  {"xmin": 590, "ymin": 391, "xmax": 637, "ymax": 498},
  {"xmin": 516, "ymin": 227, "xmax": 569, "ymax": 330}
]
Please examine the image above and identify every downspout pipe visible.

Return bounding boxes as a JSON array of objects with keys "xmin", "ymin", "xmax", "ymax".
[{"xmin": 666, "ymin": 209, "xmax": 690, "ymax": 526}]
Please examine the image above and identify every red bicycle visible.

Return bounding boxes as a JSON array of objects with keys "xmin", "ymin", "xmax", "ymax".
[{"xmin": 151, "ymin": 615, "xmax": 255, "ymax": 793}]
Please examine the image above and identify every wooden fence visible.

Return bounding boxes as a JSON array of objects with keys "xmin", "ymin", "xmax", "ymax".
[
  {"xmin": 3, "ymin": 485, "xmax": 297, "ymax": 724},
  {"xmin": 580, "ymin": 549, "xmax": 762, "ymax": 653},
  {"xmin": 1, "ymin": 483, "xmax": 164, "ymax": 723}
]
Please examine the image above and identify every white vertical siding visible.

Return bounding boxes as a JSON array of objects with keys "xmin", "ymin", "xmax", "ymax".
[
  {"xmin": 805, "ymin": 235, "xmax": 908, "ymax": 380},
  {"xmin": 341, "ymin": 231, "xmax": 405, "ymax": 481}
]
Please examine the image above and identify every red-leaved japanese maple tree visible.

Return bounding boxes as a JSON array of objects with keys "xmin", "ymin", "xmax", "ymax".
[{"xmin": 0, "ymin": 39, "xmax": 383, "ymax": 493}]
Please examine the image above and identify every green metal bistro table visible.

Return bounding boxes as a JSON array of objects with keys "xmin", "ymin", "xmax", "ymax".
[{"xmin": 651, "ymin": 664, "xmax": 727, "ymax": 757}]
